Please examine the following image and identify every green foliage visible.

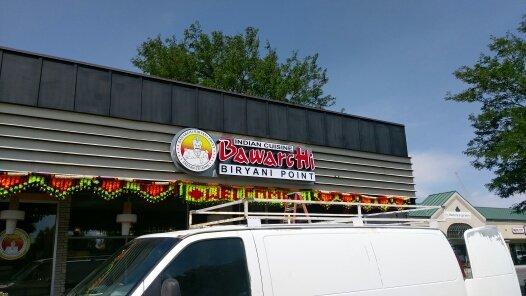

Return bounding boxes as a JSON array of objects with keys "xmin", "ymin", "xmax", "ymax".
[
  {"xmin": 132, "ymin": 22, "xmax": 335, "ymax": 108},
  {"xmin": 446, "ymin": 16, "xmax": 526, "ymax": 210}
]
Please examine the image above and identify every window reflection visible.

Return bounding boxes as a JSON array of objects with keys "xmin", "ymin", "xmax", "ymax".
[
  {"xmin": 0, "ymin": 202, "xmax": 57, "ymax": 296},
  {"xmin": 510, "ymin": 243, "xmax": 526, "ymax": 265},
  {"xmin": 65, "ymin": 195, "xmax": 187, "ymax": 292}
]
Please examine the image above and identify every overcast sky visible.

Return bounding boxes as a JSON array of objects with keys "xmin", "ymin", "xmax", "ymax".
[{"xmin": 1, "ymin": 0, "xmax": 525, "ymax": 207}]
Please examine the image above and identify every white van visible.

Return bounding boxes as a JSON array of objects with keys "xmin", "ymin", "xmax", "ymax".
[{"xmin": 67, "ymin": 224, "xmax": 521, "ymax": 296}]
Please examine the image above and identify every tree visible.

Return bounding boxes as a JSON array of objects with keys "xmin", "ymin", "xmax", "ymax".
[
  {"xmin": 446, "ymin": 16, "xmax": 526, "ymax": 210},
  {"xmin": 132, "ymin": 22, "xmax": 335, "ymax": 108}
]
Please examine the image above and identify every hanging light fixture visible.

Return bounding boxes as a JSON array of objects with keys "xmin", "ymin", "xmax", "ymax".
[{"xmin": 0, "ymin": 199, "xmax": 25, "ymax": 234}]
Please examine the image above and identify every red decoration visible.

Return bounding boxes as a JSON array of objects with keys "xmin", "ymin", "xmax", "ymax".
[
  {"xmin": 101, "ymin": 179, "xmax": 122, "ymax": 192},
  {"xmin": 0, "ymin": 175, "xmax": 25, "ymax": 189},
  {"xmin": 253, "ymin": 188, "xmax": 268, "ymax": 199},
  {"xmin": 204, "ymin": 187, "xmax": 217, "ymax": 200},
  {"xmin": 318, "ymin": 192, "xmax": 334, "ymax": 202},
  {"xmin": 393, "ymin": 196, "xmax": 406, "ymax": 205},
  {"xmin": 188, "ymin": 188, "xmax": 203, "ymax": 200},
  {"xmin": 360, "ymin": 196, "xmax": 374, "ymax": 204},
  {"xmin": 377, "ymin": 196, "xmax": 389, "ymax": 204},
  {"xmin": 50, "ymin": 177, "xmax": 75, "ymax": 192},
  {"xmin": 142, "ymin": 183, "xmax": 165, "ymax": 197},
  {"xmin": 340, "ymin": 193, "xmax": 355, "ymax": 202},
  {"xmin": 220, "ymin": 187, "xmax": 231, "ymax": 200}
]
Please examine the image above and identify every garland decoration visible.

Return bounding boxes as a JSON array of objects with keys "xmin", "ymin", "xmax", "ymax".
[
  {"xmin": 181, "ymin": 183, "xmax": 234, "ymax": 203},
  {"xmin": 178, "ymin": 181, "xmax": 316, "ymax": 205},
  {"xmin": 391, "ymin": 196, "xmax": 409, "ymax": 210},
  {"xmin": 360, "ymin": 195, "xmax": 374, "ymax": 212},
  {"xmin": 377, "ymin": 196, "xmax": 390, "ymax": 211},
  {"xmin": 178, "ymin": 183, "xmax": 412, "ymax": 211},
  {"xmin": 0, "ymin": 174, "xmax": 93, "ymax": 200},
  {"xmin": 0, "ymin": 174, "xmax": 26, "ymax": 189},
  {"xmin": 0, "ymin": 172, "xmax": 415, "ymax": 209},
  {"xmin": 316, "ymin": 191, "xmax": 339, "ymax": 202},
  {"xmin": 340, "ymin": 193, "xmax": 358, "ymax": 203},
  {"xmin": 0, "ymin": 173, "xmax": 174, "ymax": 202},
  {"xmin": 92, "ymin": 179, "xmax": 175, "ymax": 202}
]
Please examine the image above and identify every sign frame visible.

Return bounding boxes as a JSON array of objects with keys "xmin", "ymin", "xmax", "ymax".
[
  {"xmin": 170, "ymin": 128, "xmax": 218, "ymax": 175},
  {"xmin": 444, "ymin": 211, "xmax": 472, "ymax": 220},
  {"xmin": 170, "ymin": 128, "xmax": 316, "ymax": 182}
]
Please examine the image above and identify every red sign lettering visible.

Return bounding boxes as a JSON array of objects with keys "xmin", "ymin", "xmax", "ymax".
[
  {"xmin": 233, "ymin": 147, "xmax": 250, "ymax": 164},
  {"xmin": 249, "ymin": 149, "xmax": 265, "ymax": 165},
  {"xmin": 218, "ymin": 137, "xmax": 315, "ymax": 172},
  {"xmin": 219, "ymin": 139, "xmax": 237, "ymax": 161}
]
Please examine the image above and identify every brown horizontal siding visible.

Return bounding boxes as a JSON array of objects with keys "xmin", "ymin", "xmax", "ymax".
[{"xmin": 0, "ymin": 103, "xmax": 416, "ymax": 196}]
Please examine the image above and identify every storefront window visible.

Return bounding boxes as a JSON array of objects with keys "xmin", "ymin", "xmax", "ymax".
[
  {"xmin": 65, "ymin": 195, "xmax": 187, "ymax": 292},
  {"xmin": 0, "ymin": 201, "xmax": 57, "ymax": 296},
  {"xmin": 510, "ymin": 243, "xmax": 526, "ymax": 265}
]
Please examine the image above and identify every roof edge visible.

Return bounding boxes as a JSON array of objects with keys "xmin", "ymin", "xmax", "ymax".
[{"xmin": 0, "ymin": 45, "xmax": 404, "ymax": 127}]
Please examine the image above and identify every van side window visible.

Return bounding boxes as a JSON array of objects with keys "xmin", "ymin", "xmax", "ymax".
[{"xmin": 146, "ymin": 238, "xmax": 251, "ymax": 296}]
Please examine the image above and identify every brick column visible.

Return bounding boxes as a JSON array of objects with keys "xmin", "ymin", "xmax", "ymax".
[{"xmin": 52, "ymin": 199, "xmax": 71, "ymax": 296}]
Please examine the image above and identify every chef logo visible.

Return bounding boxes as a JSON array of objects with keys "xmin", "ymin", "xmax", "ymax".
[
  {"xmin": 171, "ymin": 129, "xmax": 217, "ymax": 173},
  {"xmin": 0, "ymin": 229, "xmax": 30, "ymax": 260}
]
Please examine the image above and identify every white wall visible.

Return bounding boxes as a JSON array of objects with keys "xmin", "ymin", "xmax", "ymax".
[{"xmin": 434, "ymin": 193, "xmax": 485, "ymax": 234}]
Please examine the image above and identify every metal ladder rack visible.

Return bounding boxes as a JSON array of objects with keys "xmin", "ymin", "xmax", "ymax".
[{"xmin": 188, "ymin": 195, "xmax": 441, "ymax": 229}]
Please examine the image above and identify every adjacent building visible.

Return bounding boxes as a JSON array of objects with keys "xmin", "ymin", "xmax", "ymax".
[{"xmin": 410, "ymin": 191, "xmax": 526, "ymax": 286}]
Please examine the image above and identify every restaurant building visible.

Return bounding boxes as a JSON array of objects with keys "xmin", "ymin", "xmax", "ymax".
[{"xmin": 0, "ymin": 46, "xmax": 416, "ymax": 295}]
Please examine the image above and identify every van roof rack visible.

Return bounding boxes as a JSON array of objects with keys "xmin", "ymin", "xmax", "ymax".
[{"xmin": 188, "ymin": 193, "xmax": 441, "ymax": 229}]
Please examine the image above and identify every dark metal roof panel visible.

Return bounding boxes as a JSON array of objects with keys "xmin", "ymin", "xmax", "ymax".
[{"xmin": 0, "ymin": 46, "xmax": 409, "ymax": 157}]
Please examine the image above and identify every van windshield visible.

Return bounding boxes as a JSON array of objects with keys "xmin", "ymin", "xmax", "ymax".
[{"xmin": 68, "ymin": 237, "xmax": 178, "ymax": 296}]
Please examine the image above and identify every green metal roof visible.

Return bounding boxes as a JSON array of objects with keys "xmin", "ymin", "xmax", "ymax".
[
  {"xmin": 408, "ymin": 190, "xmax": 526, "ymax": 222},
  {"xmin": 408, "ymin": 191, "xmax": 457, "ymax": 218},
  {"xmin": 475, "ymin": 207, "xmax": 526, "ymax": 222}
]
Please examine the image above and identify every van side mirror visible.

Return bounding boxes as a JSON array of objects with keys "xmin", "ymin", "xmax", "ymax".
[{"xmin": 161, "ymin": 278, "xmax": 181, "ymax": 296}]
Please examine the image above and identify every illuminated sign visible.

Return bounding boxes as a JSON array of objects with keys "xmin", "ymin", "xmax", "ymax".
[
  {"xmin": 218, "ymin": 138, "xmax": 315, "ymax": 182},
  {"xmin": 170, "ymin": 129, "xmax": 218, "ymax": 173},
  {"xmin": 170, "ymin": 129, "xmax": 316, "ymax": 182}
]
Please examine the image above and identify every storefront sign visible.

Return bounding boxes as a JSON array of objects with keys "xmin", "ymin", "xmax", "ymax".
[
  {"xmin": 444, "ymin": 211, "xmax": 471, "ymax": 220},
  {"xmin": 219, "ymin": 163, "xmax": 315, "ymax": 182},
  {"xmin": 218, "ymin": 138, "xmax": 315, "ymax": 182},
  {"xmin": 233, "ymin": 138, "xmax": 294, "ymax": 152},
  {"xmin": 170, "ymin": 129, "xmax": 316, "ymax": 182},
  {"xmin": 0, "ymin": 229, "xmax": 30, "ymax": 260},
  {"xmin": 512, "ymin": 226, "xmax": 526, "ymax": 235},
  {"xmin": 170, "ymin": 129, "xmax": 218, "ymax": 173}
]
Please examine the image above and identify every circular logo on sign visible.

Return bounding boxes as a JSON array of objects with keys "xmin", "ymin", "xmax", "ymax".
[
  {"xmin": 171, "ymin": 129, "xmax": 217, "ymax": 172},
  {"xmin": 0, "ymin": 229, "xmax": 30, "ymax": 260}
]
